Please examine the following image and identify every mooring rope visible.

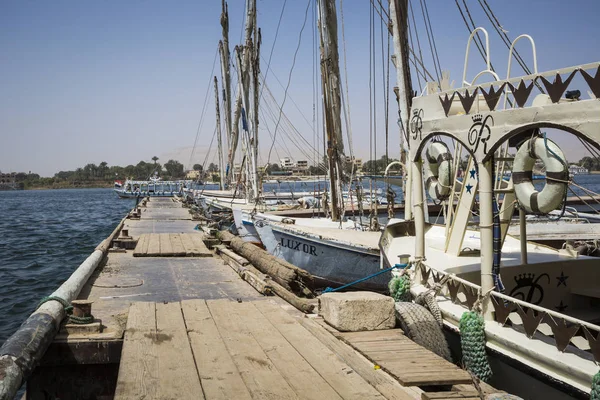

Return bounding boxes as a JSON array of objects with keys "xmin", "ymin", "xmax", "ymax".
[{"xmin": 37, "ymin": 296, "xmax": 94, "ymax": 325}]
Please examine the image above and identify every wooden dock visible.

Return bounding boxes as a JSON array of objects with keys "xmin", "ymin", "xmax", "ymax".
[
  {"xmin": 114, "ymin": 299, "xmax": 487, "ymax": 400},
  {"xmin": 23, "ymin": 198, "xmax": 500, "ymax": 399}
]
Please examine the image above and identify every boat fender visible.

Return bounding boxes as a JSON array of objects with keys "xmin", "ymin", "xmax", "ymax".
[
  {"xmin": 459, "ymin": 310, "xmax": 492, "ymax": 382},
  {"xmin": 591, "ymin": 371, "xmax": 600, "ymax": 400},
  {"xmin": 513, "ymin": 137, "xmax": 568, "ymax": 214},
  {"xmin": 388, "ymin": 275, "xmax": 411, "ymax": 302},
  {"xmin": 424, "ymin": 141, "xmax": 454, "ymax": 201}
]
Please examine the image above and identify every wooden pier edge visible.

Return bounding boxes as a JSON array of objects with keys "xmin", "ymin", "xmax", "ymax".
[{"xmin": 0, "ymin": 215, "xmax": 127, "ymax": 400}]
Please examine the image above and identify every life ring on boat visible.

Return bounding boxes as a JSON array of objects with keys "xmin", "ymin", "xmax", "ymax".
[
  {"xmin": 424, "ymin": 141, "xmax": 454, "ymax": 201},
  {"xmin": 512, "ymin": 137, "xmax": 568, "ymax": 214}
]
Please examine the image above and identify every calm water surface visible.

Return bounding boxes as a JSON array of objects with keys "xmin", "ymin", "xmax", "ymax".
[{"xmin": 0, "ymin": 188, "xmax": 134, "ymax": 345}]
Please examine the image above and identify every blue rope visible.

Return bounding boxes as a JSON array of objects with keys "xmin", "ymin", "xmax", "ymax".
[{"xmin": 322, "ymin": 263, "xmax": 409, "ymax": 293}]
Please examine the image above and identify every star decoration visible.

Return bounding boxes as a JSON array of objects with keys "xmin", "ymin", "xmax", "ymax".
[
  {"xmin": 465, "ymin": 184, "xmax": 473, "ymax": 194},
  {"xmin": 556, "ymin": 271, "xmax": 569, "ymax": 287},
  {"xmin": 555, "ymin": 301, "xmax": 568, "ymax": 312},
  {"xmin": 469, "ymin": 169, "xmax": 477, "ymax": 179}
]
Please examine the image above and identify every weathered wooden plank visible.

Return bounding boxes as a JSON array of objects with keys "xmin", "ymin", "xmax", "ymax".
[
  {"xmin": 352, "ymin": 342, "xmax": 427, "ymax": 352},
  {"xmin": 255, "ymin": 301, "xmax": 405, "ymax": 400},
  {"xmin": 147, "ymin": 234, "xmax": 161, "ymax": 256},
  {"xmin": 452, "ymin": 383, "xmax": 500, "ymax": 396},
  {"xmin": 169, "ymin": 233, "xmax": 186, "ymax": 257},
  {"xmin": 181, "ymin": 299, "xmax": 252, "ymax": 400},
  {"xmin": 180, "ymin": 233, "xmax": 212, "ymax": 257},
  {"xmin": 421, "ymin": 392, "xmax": 480, "ymax": 400},
  {"xmin": 133, "ymin": 234, "xmax": 149, "ymax": 257},
  {"xmin": 234, "ymin": 301, "xmax": 343, "ymax": 400},
  {"xmin": 159, "ymin": 233, "xmax": 173, "ymax": 255},
  {"xmin": 335, "ymin": 323, "xmax": 472, "ymax": 387},
  {"xmin": 114, "ymin": 302, "xmax": 158, "ymax": 399},
  {"xmin": 207, "ymin": 299, "xmax": 298, "ymax": 399},
  {"xmin": 154, "ymin": 302, "xmax": 204, "ymax": 399},
  {"xmin": 337, "ymin": 330, "xmax": 406, "ymax": 343}
]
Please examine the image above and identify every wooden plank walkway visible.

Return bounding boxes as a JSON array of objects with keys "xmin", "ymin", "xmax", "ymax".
[
  {"xmin": 334, "ymin": 330, "xmax": 472, "ymax": 387},
  {"xmin": 133, "ymin": 233, "xmax": 212, "ymax": 257},
  {"xmin": 115, "ymin": 299, "xmax": 396, "ymax": 400}
]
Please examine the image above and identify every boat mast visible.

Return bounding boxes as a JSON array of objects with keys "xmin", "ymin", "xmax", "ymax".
[
  {"xmin": 227, "ymin": 0, "xmax": 256, "ymax": 188},
  {"xmin": 219, "ymin": 0, "xmax": 233, "ymax": 185},
  {"xmin": 213, "ymin": 76, "xmax": 226, "ymax": 190},
  {"xmin": 389, "ymin": 0, "xmax": 413, "ymax": 220},
  {"xmin": 317, "ymin": 0, "xmax": 345, "ymax": 222}
]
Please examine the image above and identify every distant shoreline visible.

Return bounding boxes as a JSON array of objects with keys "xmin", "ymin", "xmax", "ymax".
[{"xmin": 25, "ymin": 183, "xmax": 113, "ymax": 190}]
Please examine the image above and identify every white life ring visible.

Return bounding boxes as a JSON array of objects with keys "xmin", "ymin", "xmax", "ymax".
[
  {"xmin": 513, "ymin": 137, "xmax": 568, "ymax": 214},
  {"xmin": 424, "ymin": 141, "xmax": 454, "ymax": 201}
]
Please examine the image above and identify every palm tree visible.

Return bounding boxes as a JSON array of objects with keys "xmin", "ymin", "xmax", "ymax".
[{"xmin": 152, "ymin": 156, "xmax": 159, "ymax": 165}]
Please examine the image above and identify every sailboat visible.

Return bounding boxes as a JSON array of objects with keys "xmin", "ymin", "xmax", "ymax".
[
  {"xmin": 251, "ymin": 0, "xmax": 391, "ymax": 290},
  {"xmin": 191, "ymin": 0, "xmax": 330, "ymax": 220},
  {"xmin": 379, "ymin": 18, "xmax": 600, "ymax": 398}
]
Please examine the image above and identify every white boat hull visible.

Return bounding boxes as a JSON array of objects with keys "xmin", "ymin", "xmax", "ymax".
[{"xmin": 254, "ymin": 220, "xmax": 385, "ymax": 291}]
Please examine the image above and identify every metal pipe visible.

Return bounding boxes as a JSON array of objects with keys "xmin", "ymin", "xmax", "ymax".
[
  {"xmin": 412, "ymin": 158, "xmax": 425, "ymax": 260},
  {"xmin": 519, "ymin": 207, "xmax": 528, "ymax": 264},
  {"xmin": 478, "ymin": 159, "xmax": 494, "ymax": 320}
]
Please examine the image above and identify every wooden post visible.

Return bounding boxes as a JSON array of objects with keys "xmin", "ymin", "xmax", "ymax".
[
  {"xmin": 479, "ymin": 159, "xmax": 494, "ymax": 320},
  {"xmin": 317, "ymin": 0, "xmax": 345, "ymax": 221},
  {"xmin": 412, "ymin": 158, "xmax": 425, "ymax": 261},
  {"xmin": 214, "ymin": 76, "xmax": 226, "ymax": 190},
  {"xmin": 219, "ymin": 0, "xmax": 232, "ymax": 150},
  {"xmin": 389, "ymin": 0, "xmax": 413, "ymax": 220}
]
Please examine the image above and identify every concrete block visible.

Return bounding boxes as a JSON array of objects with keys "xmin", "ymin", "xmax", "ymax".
[{"xmin": 319, "ymin": 292, "xmax": 396, "ymax": 332}]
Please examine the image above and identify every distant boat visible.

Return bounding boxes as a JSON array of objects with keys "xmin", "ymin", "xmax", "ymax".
[{"xmin": 114, "ymin": 178, "xmax": 190, "ymax": 198}]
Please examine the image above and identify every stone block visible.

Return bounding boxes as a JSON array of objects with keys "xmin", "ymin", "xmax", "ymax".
[{"xmin": 319, "ymin": 292, "xmax": 395, "ymax": 332}]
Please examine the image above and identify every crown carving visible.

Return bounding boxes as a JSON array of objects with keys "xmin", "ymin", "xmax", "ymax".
[
  {"xmin": 514, "ymin": 273, "xmax": 535, "ymax": 286},
  {"xmin": 471, "ymin": 114, "xmax": 483, "ymax": 123}
]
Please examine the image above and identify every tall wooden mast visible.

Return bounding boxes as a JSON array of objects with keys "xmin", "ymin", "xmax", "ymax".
[
  {"xmin": 218, "ymin": 0, "xmax": 232, "ymax": 184},
  {"xmin": 317, "ymin": 0, "xmax": 345, "ymax": 221},
  {"xmin": 213, "ymin": 76, "xmax": 225, "ymax": 190},
  {"xmin": 389, "ymin": 0, "xmax": 413, "ymax": 219}
]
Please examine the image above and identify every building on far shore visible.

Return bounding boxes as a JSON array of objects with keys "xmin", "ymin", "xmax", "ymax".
[
  {"xmin": 345, "ymin": 156, "xmax": 363, "ymax": 173},
  {"xmin": 279, "ymin": 157, "xmax": 295, "ymax": 169},
  {"xmin": 0, "ymin": 172, "xmax": 22, "ymax": 190}
]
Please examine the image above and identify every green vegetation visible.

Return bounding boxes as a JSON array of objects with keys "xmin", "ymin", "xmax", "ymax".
[
  {"xmin": 14, "ymin": 157, "xmax": 187, "ymax": 189},
  {"xmin": 361, "ymin": 155, "xmax": 402, "ymax": 175},
  {"xmin": 578, "ymin": 156, "xmax": 600, "ymax": 171}
]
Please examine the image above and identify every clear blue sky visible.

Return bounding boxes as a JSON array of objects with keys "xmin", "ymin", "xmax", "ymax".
[{"xmin": 1, "ymin": 0, "xmax": 599, "ymax": 176}]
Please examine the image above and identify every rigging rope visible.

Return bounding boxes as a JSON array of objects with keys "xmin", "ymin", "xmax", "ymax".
[
  {"xmin": 258, "ymin": 0, "xmax": 287, "ymax": 103},
  {"xmin": 266, "ymin": 0, "xmax": 311, "ymax": 166},
  {"xmin": 188, "ymin": 48, "xmax": 219, "ymax": 170},
  {"xmin": 340, "ymin": 0, "xmax": 356, "ymax": 181},
  {"xmin": 419, "ymin": 0, "xmax": 442, "ymax": 84}
]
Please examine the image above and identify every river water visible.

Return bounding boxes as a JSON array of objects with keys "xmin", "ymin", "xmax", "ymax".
[
  {"xmin": 0, "ymin": 188, "xmax": 135, "ymax": 345},
  {"xmin": 1, "ymin": 175, "xmax": 600, "ymax": 345}
]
